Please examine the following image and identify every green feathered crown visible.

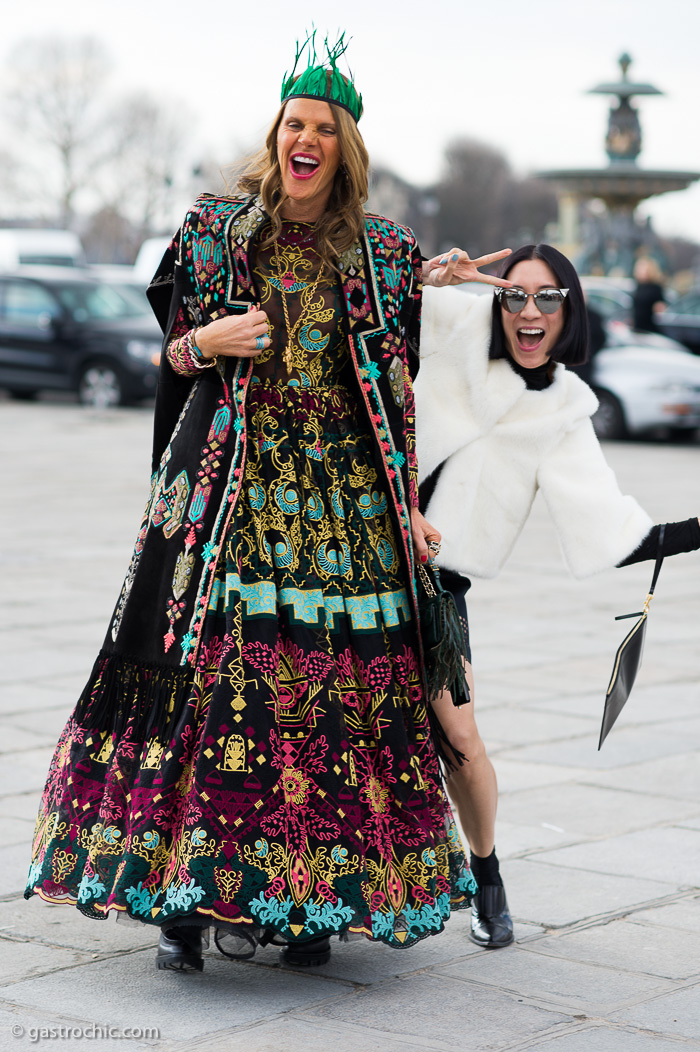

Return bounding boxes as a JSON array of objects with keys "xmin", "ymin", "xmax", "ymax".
[{"xmin": 281, "ymin": 31, "xmax": 363, "ymax": 123}]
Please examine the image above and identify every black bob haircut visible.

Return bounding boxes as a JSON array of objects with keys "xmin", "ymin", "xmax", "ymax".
[{"xmin": 489, "ymin": 243, "xmax": 589, "ymax": 367}]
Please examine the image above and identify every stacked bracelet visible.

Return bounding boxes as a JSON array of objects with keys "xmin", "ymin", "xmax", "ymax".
[{"xmin": 187, "ymin": 329, "xmax": 217, "ymax": 369}]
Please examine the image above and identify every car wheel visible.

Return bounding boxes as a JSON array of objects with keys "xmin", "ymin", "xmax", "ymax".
[
  {"xmin": 592, "ymin": 389, "xmax": 627, "ymax": 440},
  {"xmin": 8, "ymin": 389, "xmax": 38, "ymax": 401},
  {"xmin": 78, "ymin": 363, "xmax": 125, "ymax": 408}
]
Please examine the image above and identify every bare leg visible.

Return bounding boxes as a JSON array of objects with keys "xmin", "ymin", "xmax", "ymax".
[
  {"xmin": 431, "ymin": 664, "xmax": 513, "ymax": 947},
  {"xmin": 430, "ymin": 663, "xmax": 497, "ymax": 857}
]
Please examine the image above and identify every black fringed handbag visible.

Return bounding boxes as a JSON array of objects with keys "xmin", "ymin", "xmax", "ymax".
[
  {"xmin": 416, "ymin": 555, "xmax": 471, "ymax": 708},
  {"xmin": 599, "ymin": 525, "xmax": 665, "ymax": 749}
]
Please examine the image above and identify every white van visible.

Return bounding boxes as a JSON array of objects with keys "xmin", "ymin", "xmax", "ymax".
[{"xmin": 0, "ymin": 229, "xmax": 86, "ymax": 269}]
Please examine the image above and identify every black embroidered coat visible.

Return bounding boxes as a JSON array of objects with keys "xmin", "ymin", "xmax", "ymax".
[{"xmin": 78, "ymin": 193, "xmax": 424, "ymax": 731}]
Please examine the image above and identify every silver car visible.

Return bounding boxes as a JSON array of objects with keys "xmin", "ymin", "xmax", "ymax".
[{"xmin": 591, "ymin": 324, "xmax": 700, "ymax": 440}]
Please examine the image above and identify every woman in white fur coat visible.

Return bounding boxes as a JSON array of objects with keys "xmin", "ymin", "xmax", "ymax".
[{"xmin": 415, "ymin": 243, "xmax": 700, "ymax": 949}]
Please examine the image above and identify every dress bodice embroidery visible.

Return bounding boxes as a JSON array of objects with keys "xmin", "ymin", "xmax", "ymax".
[{"xmin": 252, "ymin": 221, "xmax": 349, "ymax": 388}]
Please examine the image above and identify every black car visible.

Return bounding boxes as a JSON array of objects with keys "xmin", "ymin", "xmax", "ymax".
[
  {"xmin": 657, "ymin": 289, "xmax": 700, "ymax": 356},
  {"xmin": 0, "ymin": 267, "xmax": 163, "ymax": 406}
]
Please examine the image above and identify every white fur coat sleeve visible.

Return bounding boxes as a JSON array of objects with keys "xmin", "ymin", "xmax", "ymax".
[
  {"xmin": 416, "ymin": 285, "xmax": 653, "ymax": 579},
  {"xmin": 536, "ymin": 417, "xmax": 653, "ymax": 577}
]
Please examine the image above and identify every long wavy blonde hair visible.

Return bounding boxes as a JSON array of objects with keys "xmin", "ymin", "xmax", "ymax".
[{"xmin": 237, "ymin": 94, "xmax": 369, "ymax": 271}]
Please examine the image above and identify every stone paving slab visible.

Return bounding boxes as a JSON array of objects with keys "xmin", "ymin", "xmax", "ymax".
[
  {"xmin": 471, "ymin": 659, "xmax": 614, "ymax": 699},
  {"xmin": 481, "ymin": 759, "xmax": 594, "ymax": 795},
  {"xmin": 498, "ymin": 783, "xmax": 700, "ymax": 842},
  {"xmin": 612, "ymin": 985, "xmax": 700, "ymax": 1043},
  {"xmin": 0, "ymin": 938, "xmax": 96, "ymax": 986},
  {"xmin": 0, "ymin": 726, "xmax": 60, "ymax": 756},
  {"xmin": 0, "ymin": 898, "xmax": 157, "ymax": 954},
  {"xmin": 504, "ymin": 858, "xmax": 674, "ymax": 929},
  {"xmin": 524, "ymin": 677, "xmax": 698, "ymax": 727},
  {"xmin": 530, "ymin": 916, "xmax": 700, "ymax": 981},
  {"xmin": 520, "ymin": 1025, "xmax": 700, "ymax": 1051},
  {"xmin": 474, "ymin": 707, "xmax": 598, "ymax": 747},
  {"xmin": 497, "ymin": 722, "xmax": 700, "ymax": 772},
  {"xmin": 0, "ymin": 796, "xmax": 43, "ymax": 824},
  {"xmin": 0, "ymin": 682, "xmax": 79, "ymax": 718},
  {"xmin": 632, "ymin": 894, "xmax": 700, "ymax": 935},
  {"xmin": 0, "ymin": 820, "xmax": 36, "ymax": 850},
  {"xmin": 4, "ymin": 950, "xmax": 353, "ymax": 1044},
  {"xmin": 0, "ymin": 845, "xmax": 41, "ymax": 899},
  {"xmin": 585, "ymin": 752, "xmax": 700, "ymax": 803},
  {"xmin": 188, "ymin": 1018, "xmax": 433, "ymax": 1052},
  {"xmin": 0, "ymin": 649, "xmax": 96, "ymax": 687},
  {"xmin": 469, "ymin": 644, "xmax": 558, "ymax": 672},
  {"xmin": 0, "ymin": 751, "xmax": 54, "ymax": 799},
  {"xmin": 678, "ymin": 816, "xmax": 700, "ymax": 831},
  {"xmin": 438, "ymin": 947, "xmax": 675, "ymax": 1015},
  {"xmin": 532, "ymin": 826, "xmax": 700, "ymax": 889},
  {"xmin": 302, "ymin": 972, "xmax": 570, "ymax": 1051},
  {"xmin": 494, "ymin": 819, "xmax": 572, "ymax": 858},
  {"xmin": 2, "ymin": 708, "xmax": 72, "ymax": 740},
  {"xmin": 520, "ymin": 689, "xmax": 619, "ymax": 718},
  {"xmin": 188, "ymin": 1016, "xmax": 446, "ymax": 1052}
]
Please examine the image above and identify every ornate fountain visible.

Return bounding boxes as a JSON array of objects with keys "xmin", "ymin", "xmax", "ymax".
[{"xmin": 538, "ymin": 54, "xmax": 699, "ymax": 275}]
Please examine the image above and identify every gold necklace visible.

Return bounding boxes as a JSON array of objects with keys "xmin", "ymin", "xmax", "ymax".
[{"xmin": 273, "ymin": 238, "xmax": 325, "ymax": 374}]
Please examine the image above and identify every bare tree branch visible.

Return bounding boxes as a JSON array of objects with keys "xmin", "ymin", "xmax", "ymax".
[{"xmin": 4, "ymin": 36, "xmax": 112, "ymax": 226}]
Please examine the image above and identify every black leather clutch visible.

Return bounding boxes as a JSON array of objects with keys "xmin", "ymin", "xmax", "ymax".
[{"xmin": 599, "ymin": 525, "xmax": 665, "ymax": 749}]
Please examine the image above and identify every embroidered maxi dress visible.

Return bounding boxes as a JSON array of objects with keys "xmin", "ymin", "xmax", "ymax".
[{"xmin": 25, "ymin": 221, "xmax": 475, "ymax": 952}]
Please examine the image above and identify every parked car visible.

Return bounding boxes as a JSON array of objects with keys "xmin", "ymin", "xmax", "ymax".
[
  {"xmin": 87, "ymin": 264, "xmax": 152, "ymax": 313},
  {"xmin": 0, "ymin": 267, "xmax": 162, "ymax": 407},
  {"xmin": 589, "ymin": 324, "xmax": 700, "ymax": 440},
  {"xmin": 580, "ymin": 276, "xmax": 634, "ymax": 324},
  {"xmin": 656, "ymin": 288, "xmax": 700, "ymax": 355}
]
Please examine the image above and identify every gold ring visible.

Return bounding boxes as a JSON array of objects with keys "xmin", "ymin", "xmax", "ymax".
[{"xmin": 427, "ymin": 540, "xmax": 441, "ymax": 555}]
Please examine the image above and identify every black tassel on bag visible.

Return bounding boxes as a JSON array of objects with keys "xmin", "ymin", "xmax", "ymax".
[{"xmin": 416, "ymin": 556, "xmax": 471, "ymax": 708}]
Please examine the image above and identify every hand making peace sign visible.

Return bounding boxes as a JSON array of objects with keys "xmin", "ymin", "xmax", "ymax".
[{"xmin": 422, "ymin": 247, "xmax": 513, "ymax": 288}]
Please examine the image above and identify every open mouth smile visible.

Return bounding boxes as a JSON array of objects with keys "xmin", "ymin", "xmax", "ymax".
[
  {"xmin": 516, "ymin": 327, "xmax": 545, "ymax": 351},
  {"xmin": 289, "ymin": 153, "xmax": 320, "ymax": 179}
]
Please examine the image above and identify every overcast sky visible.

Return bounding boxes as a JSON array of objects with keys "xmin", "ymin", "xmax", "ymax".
[{"xmin": 2, "ymin": 0, "xmax": 699, "ymax": 244}]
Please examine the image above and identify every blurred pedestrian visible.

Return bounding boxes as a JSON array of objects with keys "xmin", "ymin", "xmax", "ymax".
[{"xmin": 632, "ymin": 256, "xmax": 666, "ymax": 333}]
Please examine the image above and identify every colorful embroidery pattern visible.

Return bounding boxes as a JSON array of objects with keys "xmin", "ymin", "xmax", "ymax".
[{"xmin": 26, "ymin": 220, "xmax": 474, "ymax": 950}]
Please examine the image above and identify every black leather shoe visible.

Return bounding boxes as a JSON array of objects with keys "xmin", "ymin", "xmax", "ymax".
[
  {"xmin": 281, "ymin": 935, "xmax": 331, "ymax": 966},
  {"xmin": 469, "ymin": 885, "xmax": 514, "ymax": 948},
  {"xmin": 156, "ymin": 925, "xmax": 204, "ymax": 971}
]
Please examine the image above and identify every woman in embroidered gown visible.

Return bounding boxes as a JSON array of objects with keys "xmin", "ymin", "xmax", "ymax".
[{"xmin": 25, "ymin": 37, "xmax": 509, "ymax": 972}]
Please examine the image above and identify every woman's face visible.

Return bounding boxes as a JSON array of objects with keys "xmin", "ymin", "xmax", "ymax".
[
  {"xmin": 276, "ymin": 98, "xmax": 341, "ymax": 221},
  {"xmin": 501, "ymin": 259, "xmax": 566, "ymax": 369}
]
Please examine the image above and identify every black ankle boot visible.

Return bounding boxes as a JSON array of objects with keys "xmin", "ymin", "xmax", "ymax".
[
  {"xmin": 156, "ymin": 925, "xmax": 204, "ymax": 972},
  {"xmin": 469, "ymin": 849, "xmax": 513, "ymax": 949},
  {"xmin": 470, "ymin": 884, "xmax": 514, "ymax": 948},
  {"xmin": 281, "ymin": 935, "xmax": 331, "ymax": 966}
]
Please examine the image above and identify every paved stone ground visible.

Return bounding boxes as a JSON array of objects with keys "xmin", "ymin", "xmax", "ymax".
[{"xmin": 1, "ymin": 400, "xmax": 699, "ymax": 1051}]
